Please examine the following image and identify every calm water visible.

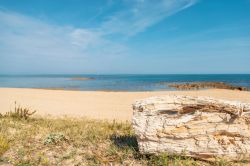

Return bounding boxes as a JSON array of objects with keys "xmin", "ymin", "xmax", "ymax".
[{"xmin": 0, "ymin": 74, "xmax": 250, "ymax": 91}]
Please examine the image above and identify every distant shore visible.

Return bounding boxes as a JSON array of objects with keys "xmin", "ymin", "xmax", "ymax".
[{"xmin": 1, "ymin": 88, "xmax": 250, "ymax": 121}]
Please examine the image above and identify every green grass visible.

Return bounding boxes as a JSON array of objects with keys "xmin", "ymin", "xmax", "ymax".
[{"xmin": 0, "ymin": 115, "xmax": 247, "ymax": 166}]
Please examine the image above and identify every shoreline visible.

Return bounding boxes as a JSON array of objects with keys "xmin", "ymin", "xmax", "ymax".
[{"xmin": 1, "ymin": 88, "xmax": 250, "ymax": 121}]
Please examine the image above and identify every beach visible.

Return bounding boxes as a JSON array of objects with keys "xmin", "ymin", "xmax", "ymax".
[{"xmin": 1, "ymin": 88, "xmax": 250, "ymax": 121}]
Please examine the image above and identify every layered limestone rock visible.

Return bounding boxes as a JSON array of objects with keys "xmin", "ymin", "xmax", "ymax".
[{"xmin": 132, "ymin": 96, "xmax": 250, "ymax": 161}]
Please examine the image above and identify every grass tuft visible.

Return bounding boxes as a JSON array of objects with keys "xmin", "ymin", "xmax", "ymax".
[{"xmin": 0, "ymin": 102, "xmax": 36, "ymax": 120}]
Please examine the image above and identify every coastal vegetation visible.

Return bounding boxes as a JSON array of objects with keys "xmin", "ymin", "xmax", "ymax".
[
  {"xmin": 0, "ymin": 107, "xmax": 243, "ymax": 166},
  {"xmin": 0, "ymin": 102, "xmax": 36, "ymax": 120}
]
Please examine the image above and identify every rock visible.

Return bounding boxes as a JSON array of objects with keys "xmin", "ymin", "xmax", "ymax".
[
  {"xmin": 132, "ymin": 95, "xmax": 250, "ymax": 161},
  {"xmin": 71, "ymin": 77, "xmax": 94, "ymax": 81},
  {"xmin": 166, "ymin": 82, "xmax": 249, "ymax": 91}
]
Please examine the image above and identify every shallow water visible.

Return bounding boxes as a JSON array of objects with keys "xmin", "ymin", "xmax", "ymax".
[{"xmin": 0, "ymin": 74, "xmax": 250, "ymax": 91}]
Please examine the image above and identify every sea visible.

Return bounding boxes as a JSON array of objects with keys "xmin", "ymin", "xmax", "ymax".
[{"xmin": 0, "ymin": 74, "xmax": 250, "ymax": 91}]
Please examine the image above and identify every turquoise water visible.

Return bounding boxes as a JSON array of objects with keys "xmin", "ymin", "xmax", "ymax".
[{"xmin": 0, "ymin": 74, "xmax": 250, "ymax": 91}]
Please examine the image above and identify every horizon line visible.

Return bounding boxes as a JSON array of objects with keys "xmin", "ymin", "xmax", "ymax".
[{"xmin": 1, "ymin": 73, "xmax": 250, "ymax": 76}]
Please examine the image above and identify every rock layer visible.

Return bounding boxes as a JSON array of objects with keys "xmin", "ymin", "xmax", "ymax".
[{"xmin": 132, "ymin": 95, "xmax": 250, "ymax": 161}]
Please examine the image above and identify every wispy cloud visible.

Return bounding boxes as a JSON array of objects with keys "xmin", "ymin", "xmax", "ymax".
[
  {"xmin": 0, "ymin": 10, "xmax": 128, "ymax": 73},
  {"xmin": 0, "ymin": 0, "xmax": 198, "ymax": 73},
  {"xmin": 100, "ymin": 0, "xmax": 197, "ymax": 36}
]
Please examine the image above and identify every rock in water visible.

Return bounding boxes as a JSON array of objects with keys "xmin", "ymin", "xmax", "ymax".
[{"xmin": 132, "ymin": 95, "xmax": 250, "ymax": 161}]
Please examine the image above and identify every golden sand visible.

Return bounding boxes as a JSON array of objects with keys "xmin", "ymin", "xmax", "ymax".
[{"xmin": 1, "ymin": 88, "xmax": 250, "ymax": 121}]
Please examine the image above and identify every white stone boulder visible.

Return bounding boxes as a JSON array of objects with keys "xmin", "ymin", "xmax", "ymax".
[{"xmin": 132, "ymin": 95, "xmax": 250, "ymax": 161}]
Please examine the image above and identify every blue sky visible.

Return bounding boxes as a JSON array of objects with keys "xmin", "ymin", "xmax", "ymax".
[{"xmin": 0, "ymin": 0, "xmax": 250, "ymax": 74}]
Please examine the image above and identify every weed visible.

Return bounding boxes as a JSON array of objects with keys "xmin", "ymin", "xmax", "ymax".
[
  {"xmin": 1, "ymin": 102, "xmax": 36, "ymax": 120},
  {"xmin": 44, "ymin": 133, "xmax": 67, "ymax": 145}
]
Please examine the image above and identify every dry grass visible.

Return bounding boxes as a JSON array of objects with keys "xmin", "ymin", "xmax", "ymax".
[
  {"xmin": 0, "ymin": 135, "xmax": 9, "ymax": 156},
  {"xmin": 0, "ymin": 111, "xmax": 247, "ymax": 165}
]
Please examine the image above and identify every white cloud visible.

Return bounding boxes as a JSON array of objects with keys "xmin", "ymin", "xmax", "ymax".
[
  {"xmin": 0, "ymin": 10, "xmax": 128, "ymax": 73},
  {"xmin": 100, "ymin": 0, "xmax": 197, "ymax": 36},
  {"xmin": 0, "ymin": 0, "xmax": 197, "ymax": 73},
  {"xmin": 0, "ymin": 10, "xmax": 109, "ymax": 58},
  {"xmin": 70, "ymin": 29, "xmax": 102, "ymax": 48}
]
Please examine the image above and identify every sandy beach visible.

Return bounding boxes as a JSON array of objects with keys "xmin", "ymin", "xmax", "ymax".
[{"xmin": 1, "ymin": 88, "xmax": 250, "ymax": 121}]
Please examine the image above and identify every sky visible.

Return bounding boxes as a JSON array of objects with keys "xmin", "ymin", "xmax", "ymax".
[{"xmin": 0, "ymin": 0, "xmax": 250, "ymax": 74}]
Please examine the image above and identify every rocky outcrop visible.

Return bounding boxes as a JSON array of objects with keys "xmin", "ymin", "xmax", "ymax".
[
  {"xmin": 71, "ymin": 77, "xmax": 94, "ymax": 81},
  {"xmin": 132, "ymin": 95, "xmax": 250, "ymax": 161},
  {"xmin": 167, "ymin": 82, "xmax": 248, "ymax": 91}
]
